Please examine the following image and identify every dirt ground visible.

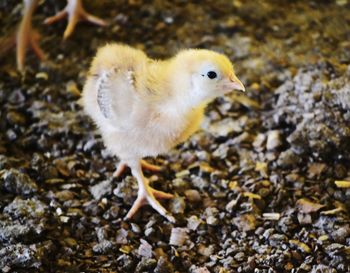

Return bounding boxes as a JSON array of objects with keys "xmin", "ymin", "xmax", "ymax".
[{"xmin": 0, "ymin": 0, "xmax": 350, "ymax": 272}]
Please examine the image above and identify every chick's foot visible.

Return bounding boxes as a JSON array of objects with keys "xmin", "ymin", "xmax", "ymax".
[
  {"xmin": 44, "ymin": 0, "xmax": 107, "ymax": 40},
  {"xmin": 125, "ymin": 186, "xmax": 174, "ymax": 222},
  {"xmin": 125, "ymin": 160, "xmax": 175, "ymax": 222},
  {"xmin": 113, "ymin": 160, "xmax": 161, "ymax": 178}
]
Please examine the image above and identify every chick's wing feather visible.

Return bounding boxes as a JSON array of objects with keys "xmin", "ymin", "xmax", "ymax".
[
  {"xmin": 96, "ymin": 67, "xmax": 137, "ymax": 125},
  {"xmin": 82, "ymin": 44, "xmax": 148, "ymax": 131}
]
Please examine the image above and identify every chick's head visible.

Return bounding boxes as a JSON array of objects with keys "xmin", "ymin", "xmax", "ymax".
[{"xmin": 174, "ymin": 49, "xmax": 245, "ymax": 105}]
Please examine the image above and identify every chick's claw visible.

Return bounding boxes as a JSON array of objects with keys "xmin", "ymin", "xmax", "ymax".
[
  {"xmin": 125, "ymin": 186, "xmax": 175, "ymax": 223},
  {"xmin": 124, "ymin": 160, "xmax": 174, "ymax": 222},
  {"xmin": 44, "ymin": 0, "xmax": 108, "ymax": 40}
]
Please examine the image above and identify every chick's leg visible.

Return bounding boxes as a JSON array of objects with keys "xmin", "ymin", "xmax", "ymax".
[
  {"xmin": 113, "ymin": 162, "xmax": 127, "ymax": 178},
  {"xmin": 12, "ymin": 0, "xmax": 45, "ymax": 71},
  {"xmin": 125, "ymin": 160, "xmax": 175, "ymax": 222},
  {"xmin": 113, "ymin": 159, "xmax": 161, "ymax": 178},
  {"xmin": 44, "ymin": 0, "xmax": 108, "ymax": 40}
]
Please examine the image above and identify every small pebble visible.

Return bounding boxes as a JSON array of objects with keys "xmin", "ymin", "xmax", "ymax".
[
  {"xmin": 266, "ymin": 130, "xmax": 282, "ymax": 150},
  {"xmin": 169, "ymin": 228, "xmax": 188, "ymax": 246}
]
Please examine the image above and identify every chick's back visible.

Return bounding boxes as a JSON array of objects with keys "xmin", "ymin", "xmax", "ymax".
[{"xmin": 89, "ymin": 43, "xmax": 148, "ymax": 77}]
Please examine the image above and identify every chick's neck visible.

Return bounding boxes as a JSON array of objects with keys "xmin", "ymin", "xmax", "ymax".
[
  {"xmin": 143, "ymin": 61, "xmax": 191, "ymax": 113},
  {"xmin": 158, "ymin": 62, "xmax": 207, "ymax": 117}
]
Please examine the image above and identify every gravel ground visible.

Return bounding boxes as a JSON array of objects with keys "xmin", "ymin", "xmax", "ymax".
[{"xmin": 0, "ymin": 1, "xmax": 350, "ymax": 272}]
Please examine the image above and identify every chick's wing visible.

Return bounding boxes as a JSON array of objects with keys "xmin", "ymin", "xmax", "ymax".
[
  {"xmin": 82, "ymin": 67, "xmax": 140, "ymax": 132},
  {"xmin": 93, "ymin": 67, "xmax": 139, "ymax": 130}
]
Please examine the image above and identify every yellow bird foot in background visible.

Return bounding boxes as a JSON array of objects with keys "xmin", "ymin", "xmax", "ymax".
[
  {"xmin": 16, "ymin": 29, "xmax": 45, "ymax": 71},
  {"xmin": 1, "ymin": 0, "xmax": 46, "ymax": 71},
  {"xmin": 44, "ymin": 0, "xmax": 108, "ymax": 40}
]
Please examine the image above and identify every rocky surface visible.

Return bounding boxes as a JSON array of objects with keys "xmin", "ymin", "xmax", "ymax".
[{"xmin": 0, "ymin": 0, "xmax": 350, "ymax": 272}]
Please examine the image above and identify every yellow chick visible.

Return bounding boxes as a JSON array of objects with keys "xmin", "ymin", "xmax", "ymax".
[{"xmin": 82, "ymin": 44, "xmax": 245, "ymax": 222}]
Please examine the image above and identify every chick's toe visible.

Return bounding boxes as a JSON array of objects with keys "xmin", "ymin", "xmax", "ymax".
[
  {"xmin": 140, "ymin": 160, "xmax": 162, "ymax": 172},
  {"xmin": 125, "ymin": 185, "xmax": 175, "ymax": 222}
]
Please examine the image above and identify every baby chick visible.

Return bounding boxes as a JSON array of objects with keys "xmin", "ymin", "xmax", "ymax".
[{"xmin": 82, "ymin": 44, "xmax": 245, "ymax": 222}]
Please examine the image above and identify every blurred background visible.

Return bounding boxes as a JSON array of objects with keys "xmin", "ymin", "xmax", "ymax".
[{"xmin": 0, "ymin": 1, "xmax": 349, "ymax": 272}]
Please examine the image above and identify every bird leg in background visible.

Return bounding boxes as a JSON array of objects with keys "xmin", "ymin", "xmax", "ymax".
[
  {"xmin": 113, "ymin": 159, "xmax": 162, "ymax": 178},
  {"xmin": 44, "ymin": 0, "xmax": 108, "ymax": 40},
  {"xmin": 16, "ymin": 0, "xmax": 45, "ymax": 71},
  {"xmin": 125, "ymin": 160, "xmax": 175, "ymax": 222}
]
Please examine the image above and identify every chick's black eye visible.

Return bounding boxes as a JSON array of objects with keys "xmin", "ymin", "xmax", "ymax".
[{"xmin": 207, "ymin": 71, "xmax": 217, "ymax": 79}]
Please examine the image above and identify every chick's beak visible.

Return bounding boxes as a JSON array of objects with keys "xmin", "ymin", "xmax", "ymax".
[{"xmin": 229, "ymin": 74, "xmax": 245, "ymax": 92}]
